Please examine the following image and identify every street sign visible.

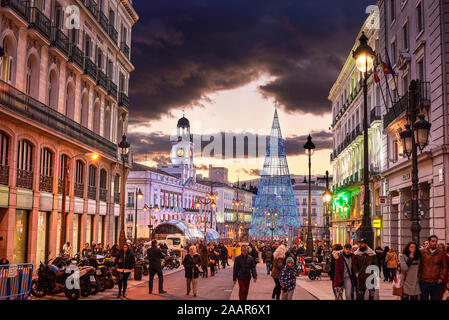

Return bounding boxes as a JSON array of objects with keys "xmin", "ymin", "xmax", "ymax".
[
  {"xmin": 379, "ymin": 196, "xmax": 387, "ymax": 205},
  {"xmin": 7, "ymin": 264, "xmax": 18, "ymax": 278},
  {"xmin": 373, "ymin": 218, "xmax": 382, "ymax": 228}
]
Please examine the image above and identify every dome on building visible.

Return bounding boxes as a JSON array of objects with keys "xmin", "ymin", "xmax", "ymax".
[{"xmin": 177, "ymin": 116, "xmax": 190, "ymax": 128}]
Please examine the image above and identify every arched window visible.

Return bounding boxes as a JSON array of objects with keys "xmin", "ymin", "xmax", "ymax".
[
  {"xmin": 48, "ymin": 69, "xmax": 59, "ymax": 109},
  {"xmin": 26, "ymin": 54, "xmax": 39, "ymax": 99},
  {"xmin": 114, "ymin": 174, "xmax": 120, "ymax": 204},
  {"xmin": 80, "ymin": 92, "xmax": 89, "ymax": 127},
  {"xmin": 39, "ymin": 147, "xmax": 53, "ymax": 192},
  {"xmin": 17, "ymin": 139, "xmax": 33, "ymax": 189},
  {"xmin": 93, "ymin": 101, "xmax": 101, "ymax": 134},
  {"xmin": 104, "ymin": 107, "xmax": 111, "ymax": 140},
  {"xmin": 99, "ymin": 169, "xmax": 107, "ymax": 201},
  {"xmin": 0, "ymin": 131, "xmax": 10, "ymax": 185},
  {"xmin": 65, "ymin": 82, "xmax": 75, "ymax": 119},
  {"xmin": 74, "ymin": 160, "xmax": 84, "ymax": 198},
  {"xmin": 88, "ymin": 165, "xmax": 97, "ymax": 200},
  {"xmin": 1, "ymin": 35, "xmax": 17, "ymax": 84},
  {"xmin": 58, "ymin": 154, "xmax": 69, "ymax": 194}
]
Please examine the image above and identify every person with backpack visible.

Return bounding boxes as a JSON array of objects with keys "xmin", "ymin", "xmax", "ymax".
[{"xmin": 334, "ymin": 243, "xmax": 357, "ymax": 300}]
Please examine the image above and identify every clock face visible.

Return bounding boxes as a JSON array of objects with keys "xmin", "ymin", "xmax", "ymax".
[{"xmin": 177, "ymin": 148, "xmax": 184, "ymax": 157}]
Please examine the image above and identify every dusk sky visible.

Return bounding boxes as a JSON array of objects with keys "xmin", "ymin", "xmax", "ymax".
[{"xmin": 128, "ymin": 0, "xmax": 374, "ymax": 182}]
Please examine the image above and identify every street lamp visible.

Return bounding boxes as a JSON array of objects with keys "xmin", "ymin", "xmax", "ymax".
[
  {"xmin": 195, "ymin": 189, "xmax": 218, "ymax": 242},
  {"xmin": 398, "ymin": 80, "xmax": 431, "ymax": 244},
  {"xmin": 265, "ymin": 211, "xmax": 278, "ymax": 241},
  {"xmin": 353, "ymin": 31, "xmax": 375, "ymax": 248},
  {"xmin": 118, "ymin": 134, "xmax": 130, "ymax": 247},
  {"xmin": 144, "ymin": 204, "xmax": 159, "ymax": 239},
  {"xmin": 232, "ymin": 191, "xmax": 244, "ymax": 241},
  {"xmin": 59, "ymin": 151, "xmax": 100, "ymax": 256},
  {"xmin": 322, "ymin": 170, "xmax": 332, "ymax": 257},
  {"xmin": 133, "ymin": 188, "xmax": 143, "ymax": 243},
  {"xmin": 304, "ymin": 134, "xmax": 315, "ymax": 257}
]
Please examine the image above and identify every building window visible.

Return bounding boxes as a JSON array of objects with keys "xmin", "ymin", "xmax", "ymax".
[
  {"xmin": 417, "ymin": 59, "xmax": 425, "ymax": 81},
  {"xmin": 75, "ymin": 160, "xmax": 84, "ymax": 184},
  {"xmin": 390, "ymin": 0, "xmax": 396, "ymax": 23},
  {"xmin": 393, "ymin": 139, "xmax": 399, "ymax": 162},
  {"xmin": 128, "ymin": 192, "xmax": 134, "ymax": 207},
  {"xmin": 302, "ymin": 208, "xmax": 306, "ymax": 216},
  {"xmin": 391, "ymin": 40, "xmax": 397, "ymax": 65},
  {"xmin": 39, "ymin": 148, "xmax": 53, "ymax": 177},
  {"xmin": 417, "ymin": 2, "xmax": 424, "ymax": 33},
  {"xmin": 402, "ymin": 22, "xmax": 409, "ymax": 50}
]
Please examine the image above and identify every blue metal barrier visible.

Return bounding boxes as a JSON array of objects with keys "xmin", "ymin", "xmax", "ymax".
[{"xmin": 0, "ymin": 264, "xmax": 34, "ymax": 300}]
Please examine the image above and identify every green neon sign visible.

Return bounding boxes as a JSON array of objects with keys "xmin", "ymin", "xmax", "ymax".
[{"xmin": 333, "ymin": 192, "xmax": 351, "ymax": 220}]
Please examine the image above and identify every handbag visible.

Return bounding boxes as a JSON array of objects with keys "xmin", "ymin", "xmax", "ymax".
[{"xmin": 392, "ymin": 266, "xmax": 407, "ymax": 297}]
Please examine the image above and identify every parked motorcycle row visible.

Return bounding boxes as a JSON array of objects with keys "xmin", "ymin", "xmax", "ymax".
[{"xmin": 31, "ymin": 250, "xmax": 181, "ymax": 300}]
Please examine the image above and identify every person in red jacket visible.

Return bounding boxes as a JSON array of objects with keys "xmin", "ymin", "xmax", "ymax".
[
  {"xmin": 334, "ymin": 244, "xmax": 357, "ymax": 300},
  {"xmin": 439, "ymin": 243, "xmax": 449, "ymax": 300}
]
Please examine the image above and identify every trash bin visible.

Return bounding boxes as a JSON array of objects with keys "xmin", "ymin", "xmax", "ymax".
[{"xmin": 134, "ymin": 264, "xmax": 143, "ymax": 281}]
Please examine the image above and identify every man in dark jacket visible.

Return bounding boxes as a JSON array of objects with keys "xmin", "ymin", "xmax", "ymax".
[
  {"xmin": 233, "ymin": 245, "xmax": 257, "ymax": 300},
  {"xmin": 354, "ymin": 238, "xmax": 378, "ymax": 300},
  {"xmin": 262, "ymin": 245, "xmax": 273, "ymax": 275},
  {"xmin": 147, "ymin": 240, "xmax": 167, "ymax": 294},
  {"xmin": 249, "ymin": 241, "xmax": 259, "ymax": 264}
]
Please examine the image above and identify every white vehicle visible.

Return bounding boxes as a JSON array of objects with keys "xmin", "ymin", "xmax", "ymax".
[{"xmin": 165, "ymin": 234, "xmax": 185, "ymax": 250}]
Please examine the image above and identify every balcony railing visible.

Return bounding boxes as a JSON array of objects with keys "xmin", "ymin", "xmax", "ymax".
[
  {"xmin": 1, "ymin": 0, "xmax": 30, "ymax": 21},
  {"xmin": 108, "ymin": 80, "xmax": 118, "ymax": 99},
  {"xmin": 98, "ymin": 11, "xmax": 108, "ymax": 33},
  {"xmin": 0, "ymin": 164, "xmax": 9, "ymax": 185},
  {"xmin": 96, "ymin": 69, "xmax": 108, "ymax": 91},
  {"xmin": 50, "ymin": 27, "xmax": 69, "ymax": 56},
  {"xmin": 119, "ymin": 92, "xmax": 129, "ymax": 108},
  {"xmin": 58, "ymin": 178, "xmax": 69, "ymax": 195},
  {"xmin": 68, "ymin": 44, "xmax": 84, "ymax": 69},
  {"xmin": 29, "ymin": 7, "xmax": 51, "ymax": 40},
  {"xmin": 87, "ymin": 186, "xmax": 96, "ymax": 200},
  {"xmin": 84, "ymin": 0, "xmax": 98, "ymax": 18},
  {"xmin": 108, "ymin": 24, "xmax": 118, "ymax": 44},
  {"xmin": 114, "ymin": 192, "xmax": 120, "ymax": 204},
  {"xmin": 99, "ymin": 187, "xmax": 107, "ymax": 202},
  {"xmin": 0, "ymin": 80, "xmax": 117, "ymax": 157},
  {"xmin": 370, "ymin": 106, "xmax": 381, "ymax": 125},
  {"xmin": 39, "ymin": 174, "xmax": 53, "ymax": 193},
  {"xmin": 84, "ymin": 57, "xmax": 97, "ymax": 81},
  {"xmin": 120, "ymin": 41, "xmax": 130, "ymax": 59},
  {"xmin": 74, "ymin": 182, "xmax": 84, "ymax": 198},
  {"xmin": 17, "ymin": 169, "xmax": 33, "ymax": 189}
]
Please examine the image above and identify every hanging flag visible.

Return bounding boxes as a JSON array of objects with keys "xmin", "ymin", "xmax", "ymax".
[
  {"xmin": 381, "ymin": 61, "xmax": 392, "ymax": 75},
  {"xmin": 373, "ymin": 67, "xmax": 380, "ymax": 83}
]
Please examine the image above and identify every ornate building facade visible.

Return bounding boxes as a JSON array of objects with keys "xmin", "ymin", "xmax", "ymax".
[{"xmin": 0, "ymin": 0, "xmax": 138, "ymax": 265}]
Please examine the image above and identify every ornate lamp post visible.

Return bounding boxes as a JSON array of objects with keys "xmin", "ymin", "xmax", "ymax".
[
  {"xmin": 144, "ymin": 204, "xmax": 160, "ymax": 239},
  {"xmin": 232, "ymin": 191, "xmax": 244, "ymax": 241},
  {"xmin": 304, "ymin": 134, "xmax": 315, "ymax": 257},
  {"xmin": 322, "ymin": 170, "xmax": 333, "ymax": 257},
  {"xmin": 118, "ymin": 134, "xmax": 130, "ymax": 248},
  {"xmin": 353, "ymin": 31, "xmax": 376, "ymax": 247},
  {"xmin": 196, "ymin": 190, "xmax": 218, "ymax": 242},
  {"xmin": 265, "ymin": 211, "xmax": 278, "ymax": 241},
  {"xmin": 399, "ymin": 80, "xmax": 431, "ymax": 244},
  {"xmin": 133, "ymin": 188, "xmax": 143, "ymax": 243}
]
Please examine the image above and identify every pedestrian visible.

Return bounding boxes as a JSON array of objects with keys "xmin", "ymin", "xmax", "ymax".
[
  {"xmin": 381, "ymin": 246, "xmax": 390, "ymax": 281},
  {"xmin": 0, "ymin": 258, "xmax": 9, "ymax": 265},
  {"xmin": 399, "ymin": 241, "xmax": 421, "ymax": 300},
  {"xmin": 316, "ymin": 245, "xmax": 324, "ymax": 263},
  {"xmin": 271, "ymin": 244, "xmax": 286, "ymax": 300},
  {"xmin": 220, "ymin": 243, "xmax": 228, "ymax": 269},
  {"xmin": 351, "ymin": 244, "xmax": 359, "ymax": 254},
  {"xmin": 385, "ymin": 247, "xmax": 399, "ymax": 282},
  {"xmin": 208, "ymin": 246, "xmax": 219, "ymax": 276},
  {"xmin": 81, "ymin": 243, "xmax": 91, "ymax": 258},
  {"xmin": 116, "ymin": 243, "xmax": 135, "ymax": 299},
  {"xmin": 233, "ymin": 245, "xmax": 257, "ymax": 300},
  {"xmin": 110, "ymin": 244, "xmax": 119, "ymax": 258},
  {"xmin": 334, "ymin": 243, "xmax": 357, "ymax": 300},
  {"xmin": 147, "ymin": 239, "xmax": 167, "ymax": 294},
  {"xmin": 279, "ymin": 257, "xmax": 296, "ymax": 300},
  {"xmin": 329, "ymin": 244, "xmax": 343, "ymax": 299},
  {"xmin": 62, "ymin": 241, "xmax": 72, "ymax": 258},
  {"xmin": 354, "ymin": 238, "xmax": 378, "ymax": 300},
  {"xmin": 418, "ymin": 235, "xmax": 447, "ymax": 300},
  {"xmin": 440, "ymin": 243, "xmax": 449, "ymax": 300},
  {"xmin": 200, "ymin": 245, "xmax": 209, "ymax": 278},
  {"xmin": 262, "ymin": 244, "xmax": 273, "ymax": 275},
  {"xmin": 375, "ymin": 245, "xmax": 384, "ymax": 276},
  {"xmin": 182, "ymin": 245, "xmax": 202, "ymax": 297},
  {"xmin": 249, "ymin": 240, "xmax": 259, "ymax": 264}
]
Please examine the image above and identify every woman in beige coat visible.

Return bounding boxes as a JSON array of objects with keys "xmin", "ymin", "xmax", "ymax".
[
  {"xmin": 399, "ymin": 242, "xmax": 421, "ymax": 300},
  {"xmin": 271, "ymin": 244, "xmax": 286, "ymax": 300},
  {"xmin": 385, "ymin": 247, "xmax": 399, "ymax": 282}
]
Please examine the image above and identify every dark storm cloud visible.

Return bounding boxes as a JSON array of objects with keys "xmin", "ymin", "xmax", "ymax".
[
  {"xmin": 130, "ymin": 0, "xmax": 374, "ymax": 120},
  {"xmin": 129, "ymin": 130, "xmax": 332, "ymax": 161}
]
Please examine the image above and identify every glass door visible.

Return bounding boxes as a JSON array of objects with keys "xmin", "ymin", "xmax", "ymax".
[
  {"xmin": 36, "ymin": 211, "xmax": 49, "ymax": 265},
  {"xmin": 13, "ymin": 210, "xmax": 29, "ymax": 263}
]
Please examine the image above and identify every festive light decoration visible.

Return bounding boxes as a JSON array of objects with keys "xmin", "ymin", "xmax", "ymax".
[{"xmin": 249, "ymin": 109, "xmax": 300, "ymax": 239}]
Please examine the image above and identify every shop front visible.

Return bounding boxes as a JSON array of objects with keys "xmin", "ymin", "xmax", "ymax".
[
  {"xmin": 36, "ymin": 211, "xmax": 50, "ymax": 265},
  {"xmin": 14, "ymin": 210, "xmax": 29, "ymax": 264}
]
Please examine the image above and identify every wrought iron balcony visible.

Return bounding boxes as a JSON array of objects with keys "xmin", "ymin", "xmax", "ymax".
[
  {"xmin": 1, "ymin": 0, "xmax": 30, "ymax": 21},
  {"xmin": 108, "ymin": 24, "xmax": 118, "ymax": 44},
  {"xmin": 17, "ymin": 169, "xmax": 33, "ymax": 189},
  {"xmin": 84, "ymin": 0, "xmax": 98, "ymax": 18},
  {"xmin": 119, "ymin": 92, "xmax": 129, "ymax": 108},
  {"xmin": 58, "ymin": 178, "xmax": 69, "ymax": 195},
  {"xmin": 0, "ymin": 164, "xmax": 9, "ymax": 185},
  {"xmin": 114, "ymin": 192, "xmax": 120, "ymax": 204},
  {"xmin": 84, "ymin": 57, "xmax": 97, "ymax": 81},
  {"xmin": 120, "ymin": 41, "xmax": 130, "ymax": 59},
  {"xmin": 98, "ymin": 11, "xmax": 108, "ymax": 33},
  {"xmin": 87, "ymin": 186, "xmax": 96, "ymax": 200},
  {"xmin": 108, "ymin": 80, "xmax": 118, "ymax": 99},
  {"xmin": 96, "ymin": 69, "xmax": 108, "ymax": 91},
  {"xmin": 370, "ymin": 106, "xmax": 381, "ymax": 125},
  {"xmin": 0, "ymin": 79, "xmax": 117, "ymax": 158},
  {"xmin": 29, "ymin": 7, "xmax": 51, "ymax": 40},
  {"xmin": 99, "ymin": 187, "xmax": 107, "ymax": 202},
  {"xmin": 39, "ymin": 174, "xmax": 53, "ymax": 193},
  {"xmin": 50, "ymin": 26, "xmax": 69, "ymax": 56},
  {"xmin": 74, "ymin": 182, "xmax": 84, "ymax": 198},
  {"xmin": 68, "ymin": 44, "xmax": 84, "ymax": 69}
]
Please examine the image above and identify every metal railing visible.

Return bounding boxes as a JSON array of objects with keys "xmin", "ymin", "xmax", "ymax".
[
  {"xmin": 120, "ymin": 41, "xmax": 130, "ymax": 59},
  {"xmin": 108, "ymin": 80, "xmax": 118, "ymax": 99},
  {"xmin": 74, "ymin": 182, "xmax": 84, "ymax": 198},
  {"xmin": 84, "ymin": 0, "xmax": 98, "ymax": 18},
  {"xmin": 108, "ymin": 24, "xmax": 118, "ymax": 44},
  {"xmin": 370, "ymin": 106, "xmax": 381, "ymax": 125},
  {"xmin": 87, "ymin": 186, "xmax": 96, "ymax": 200},
  {"xmin": 29, "ymin": 7, "xmax": 51, "ymax": 40},
  {"xmin": 0, "ymin": 264, "xmax": 33, "ymax": 300},
  {"xmin": 58, "ymin": 178, "xmax": 69, "ymax": 195},
  {"xmin": 68, "ymin": 43, "xmax": 84, "ymax": 69},
  {"xmin": 39, "ymin": 174, "xmax": 53, "ymax": 193},
  {"xmin": 96, "ymin": 69, "xmax": 108, "ymax": 91},
  {"xmin": 98, "ymin": 11, "xmax": 108, "ymax": 33},
  {"xmin": 16, "ymin": 169, "xmax": 33, "ymax": 189},
  {"xmin": 99, "ymin": 187, "xmax": 107, "ymax": 202},
  {"xmin": 0, "ymin": 164, "xmax": 8, "ymax": 185},
  {"xmin": 0, "ymin": 80, "xmax": 117, "ymax": 157},
  {"xmin": 119, "ymin": 92, "xmax": 129, "ymax": 108},
  {"xmin": 1, "ymin": 0, "xmax": 30, "ymax": 21},
  {"xmin": 50, "ymin": 26, "xmax": 69, "ymax": 56},
  {"xmin": 114, "ymin": 192, "xmax": 120, "ymax": 204},
  {"xmin": 84, "ymin": 57, "xmax": 97, "ymax": 81}
]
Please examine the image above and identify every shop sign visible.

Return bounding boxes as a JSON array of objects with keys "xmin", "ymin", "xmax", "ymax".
[
  {"xmin": 373, "ymin": 218, "xmax": 382, "ymax": 228},
  {"xmin": 391, "ymin": 196, "xmax": 400, "ymax": 205},
  {"xmin": 402, "ymin": 173, "xmax": 411, "ymax": 181},
  {"xmin": 7, "ymin": 265, "xmax": 18, "ymax": 278},
  {"xmin": 379, "ymin": 196, "xmax": 387, "ymax": 205}
]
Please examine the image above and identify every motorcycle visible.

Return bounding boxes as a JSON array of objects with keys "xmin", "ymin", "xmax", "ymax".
[
  {"xmin": 162, "ymin": 255, "xmax": 176, "ymax": 270},
  {"xmin": 307, "ymin": 262, "xmax": 323, "ymax": 280},
  {"xmin": 31, "ymin": 258, "xmax": 80, "ymax": 300},
  {"xmin": 77, "ymin": 257, "xmax": 100, "ymax": 297},
  {"xmin": 136, "ymin": 255, "xmax": 149, "ymax": 276}
]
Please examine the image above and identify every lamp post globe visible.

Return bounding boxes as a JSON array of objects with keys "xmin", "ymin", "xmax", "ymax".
[{"xmin": 414, "ymin": 115, "xmax": 431, "ymax": 151}]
